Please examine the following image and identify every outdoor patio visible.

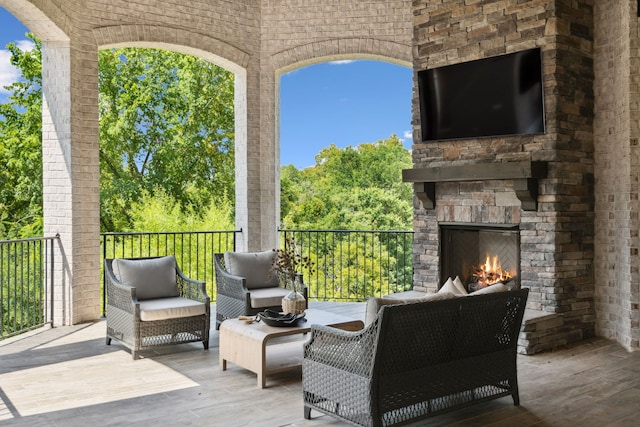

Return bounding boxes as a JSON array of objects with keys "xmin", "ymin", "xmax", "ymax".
[{"xmin": 0, "ymin": 302, "xmax": 638, "ymax": 427}]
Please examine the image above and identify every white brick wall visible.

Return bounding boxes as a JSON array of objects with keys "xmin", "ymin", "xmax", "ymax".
[{"xmin": 6, "ymin": 0, "xmax": 412, "ymax": 324}]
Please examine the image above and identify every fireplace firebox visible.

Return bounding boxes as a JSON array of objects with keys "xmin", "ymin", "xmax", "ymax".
[{"xmin": 440, "ymin": 224, "xmax": 520, "ymax": 292}]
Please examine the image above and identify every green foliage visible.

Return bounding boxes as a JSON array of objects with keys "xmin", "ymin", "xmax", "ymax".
[
  {"xmin": 98, "ymin": 47, "xmax": 235, "ymax": 231},
  {"xmin": 281, "ymin": 134, "xmax": 413, "ymax": 230},
  {"xmin": 0, "ymin": 34, "xmax": 413, "ymax": 302},
  {"xmin": 0, "ymin": 37, "xmax": 236, "ymax": 237},
  {"xmin": 0, "ymin": 34, "xmax": 43, "ymax": 238},
  {"xmin": 280, "ymin": 136, "xmax": 414, "ymax": 300},
  {"xmin": 1, "ymin": 241, "xmax": 47, "ymax": 339},
  {"xmin": 129, "ymin": 189, "xmax": 234, "ymax": 232}
]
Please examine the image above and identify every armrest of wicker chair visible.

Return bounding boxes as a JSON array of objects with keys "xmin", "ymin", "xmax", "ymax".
[
  {"xmin": 176, "ymin": 266, "xmax": 210, "ymax": 304},
  {"xmin": 104, "ymin": 259, "xmax": 139, "ymax": 315},
  {"xmin": 304, "ymin": 321, "xmax": 379, "ymax": 377},
  {"xmin": 303, "ymin": 321, "xmax": 381, "ymax": 424},
  {"xmin": 214, "ymin": 253, "xmax": 250, "ymax": 300}
]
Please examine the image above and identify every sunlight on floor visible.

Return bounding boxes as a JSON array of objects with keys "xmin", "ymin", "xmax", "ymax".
[{"xmin": 0, "ymin": 323, "xmax": 200, "ymax": 419}]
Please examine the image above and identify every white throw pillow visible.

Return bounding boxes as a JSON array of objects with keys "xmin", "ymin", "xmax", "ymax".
[
  {"xmin": 453, "ymin": 276, "xmax": 468, "ymax": 295},
  {"xmin": 438, "ymin": 277, "xmax": 468, "ymax": 296},
  {"xmin": 364, "ymin": 291, "xmax": 456, "ymax": 325}
]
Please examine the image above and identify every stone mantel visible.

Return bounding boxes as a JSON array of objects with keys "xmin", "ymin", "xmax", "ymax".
[{"xmin": 402, "ymin": 161, "xmax": 548, "ymax": 211}]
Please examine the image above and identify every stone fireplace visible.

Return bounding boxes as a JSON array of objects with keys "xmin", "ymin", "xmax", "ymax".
[
  {"xmin": 407, "ymin": 1, "xmax": 596, "ymax": 354},
  {"xmin": 440, "ymin": 223, "xmax": 520, "ymax": 292}
]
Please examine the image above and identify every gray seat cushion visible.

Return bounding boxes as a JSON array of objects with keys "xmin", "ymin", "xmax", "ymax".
[
  {"xmin": 139, "ymin": 297, "xmax": 206, "ymax": 321},
  {"xmin": 112, "ymin": 256, "xmax": 179, "ymax": 300},
  {"xmin": 223, "ymin": 250, "xmax": 279, "ymax": 289},
  {"xmin": 249, "ymin": 287, "xmax": 290, "ymax": 308}
]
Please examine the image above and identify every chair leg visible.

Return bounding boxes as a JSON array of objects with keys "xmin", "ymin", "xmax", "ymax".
[
  {"xmin": 203, "ymin": 340, "xmax": 209, "ymax": 350},
  {"xmin": 511, "ymin": 379, "xmax": 520, "ymax": 406},
  {"xmin": 304, "ymin": 406, "xmax": 312, "ymax": 420},
  {"xmin": 106, "ymin": 337, "xmax": 111, "ymax": 345},
  {"xmin": 512, "ymin": 392, "xmax": 520, "ymax": 406}
]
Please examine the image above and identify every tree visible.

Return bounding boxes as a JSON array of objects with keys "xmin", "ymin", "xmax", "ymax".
[
  {"xmin": 98, "ymin": 48, "xmax": 235, "ymax": 231},
  {"xmin": 280, "ymin": 135, "xmax": 415, "ymax": 299},
  {"xmin": 0, "ymin": 38, "xmax": 237, "ymax": 236},
  {"xmin": 0, "ymin": 33, "xmax": 42, "ymax": 238},
  {"xmin": 281, "ymin": 134, "xmax": 413, "ymax": 230}
]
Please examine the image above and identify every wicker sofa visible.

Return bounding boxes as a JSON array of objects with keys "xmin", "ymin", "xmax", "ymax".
[
  {"xmin": 302, "ymin": 287, "xmax": 529, "ymax": 426},
  {"xmin": 105, "ymin": 256, "xmax": 210, "ymax": 359},
  {"xmin": 214, "ymin": 251, "xmax": 308, "ymax": 329}
]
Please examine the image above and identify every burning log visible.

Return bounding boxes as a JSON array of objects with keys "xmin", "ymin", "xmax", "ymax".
[{"xmin": 473, "ymin": 255, "xmax": 513, "ymax": 287}]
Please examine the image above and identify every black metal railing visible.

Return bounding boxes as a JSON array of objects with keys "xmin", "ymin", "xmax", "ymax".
[
  {"xmin": 2, "ymin": 229, "xmax": 413, "ymax": 336},
  {"xmin": 100, "ymin": 230, "xmax": 240, "ymax": 315},
  {"xmin": 280, "ymin": 229, "xmax": 414, "ymax": 301},
  {"xmin": 0, "ymin": 236, "xmax": 58, "ymax": 340}
]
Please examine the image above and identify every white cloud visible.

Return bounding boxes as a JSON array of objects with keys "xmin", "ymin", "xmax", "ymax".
[
  {"xmin": 16, "ymin": 40, "xmax": 35, "ymax": 52},
  {"xmin": 403, "ymin": 130, "xmax": 412, "ymax": 139},
  {"xmin": 0, "ymin": 49, "xmax": 19, "ymax": 93},
  {"xmin": 329, "ymin": 60, "xmax": 354, "ymax": 65},
  {"xmin": 0, "ymin": 39, "xmax": 34, "ymax": 94}
]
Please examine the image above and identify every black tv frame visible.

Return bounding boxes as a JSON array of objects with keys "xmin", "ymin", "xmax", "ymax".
[{"xmin": 418, "ymin": 48, "xmax": 545, "ymax": 142}]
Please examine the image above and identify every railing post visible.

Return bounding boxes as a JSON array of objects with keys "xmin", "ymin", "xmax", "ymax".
[
  {"xmin": 50, "ymin": 235, "xmax": 57, "ymax": 327},
  {"xmin": 101, "ymin": 233, "xmax": 107, "ymax": 317}
]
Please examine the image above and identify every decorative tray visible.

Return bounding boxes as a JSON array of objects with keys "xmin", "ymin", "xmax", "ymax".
[{"xmin": 257, "ymin": 309, "xmax": 306, "ymax": 327}]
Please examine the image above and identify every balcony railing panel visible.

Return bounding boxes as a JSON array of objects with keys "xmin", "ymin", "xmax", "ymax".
[
  {"xmin": 1, "ymin": 229, "xmax": 413, "ymax": 337},
  {"xmin": 0, "ymin": 236, "xmax": 57, "ymax": 339},
  {"xmin": 280, "ymin": 229, "xmax": 414, "ymax": 301},
  {"xmin": 2, "ymin": 230, "xmax": 413, "ymax": 323}
]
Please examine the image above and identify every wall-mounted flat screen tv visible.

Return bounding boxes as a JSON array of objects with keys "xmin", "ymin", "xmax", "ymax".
[{"xmin": 418, "ymin": 48, "xmax": 545, "ymax": 142}]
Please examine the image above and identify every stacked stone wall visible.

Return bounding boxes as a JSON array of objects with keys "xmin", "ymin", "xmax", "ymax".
[{"xmin": 411, "ymin": 0, "xmax": 595, "ymax": 351}]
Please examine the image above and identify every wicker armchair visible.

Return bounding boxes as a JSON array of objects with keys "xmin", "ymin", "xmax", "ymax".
[
  {"xmin": 214, "ymin": 251, "xmax": 308, "ymax": 329},
  {"xmin": 303, "ymin": 288, "xmax": 529, "ymax": 426},
  {"xmin": 105, "ymin": 256, "xmax": 210, "ymax": 359}
]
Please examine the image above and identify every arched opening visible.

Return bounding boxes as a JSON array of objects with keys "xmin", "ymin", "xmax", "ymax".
[
  {"xmin": 276, "ymin": 58, "xmax": 415, "ymax": 299},
  {"xmin": 98, "ymin": 41, "xmax": 246, "ymax": 235},
  {"xmin": 95, "ymin": 45, "xmax": 237, "ymax": 233}
]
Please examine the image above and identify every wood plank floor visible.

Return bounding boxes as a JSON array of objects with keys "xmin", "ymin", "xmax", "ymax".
[{"xmin": 0, "ymin": 302, "xmax": 639, "ymax": 426}]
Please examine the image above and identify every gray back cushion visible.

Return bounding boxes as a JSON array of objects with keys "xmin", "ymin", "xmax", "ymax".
[
  {"xmin": 223, "ymin": 250, "xmax": 279, "ymax": 289},
  {"xmin": 112, "ymin": 256, "xmax": 179, "ymax": 300}
]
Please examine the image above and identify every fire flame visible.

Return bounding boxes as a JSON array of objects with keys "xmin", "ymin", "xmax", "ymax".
[{"xmin": 473, "ymin": 255, "xmax": 513, "ymax": 286}]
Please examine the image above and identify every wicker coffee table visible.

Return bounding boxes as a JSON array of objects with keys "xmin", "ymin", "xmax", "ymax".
[{"xmin": 219, "ymin": 308, "xmax": 364, "ymax": 388}]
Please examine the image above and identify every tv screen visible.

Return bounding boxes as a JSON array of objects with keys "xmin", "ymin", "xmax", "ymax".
[{"xmin": 418, "ymin": 48, "xmax": 545, "ymax": 142}]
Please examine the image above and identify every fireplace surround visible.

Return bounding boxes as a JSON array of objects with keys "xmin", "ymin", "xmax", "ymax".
[
  {"xmin": 407, "ymin": 0, "xmax": 597, "ymax": 354},
  {"xmin": 440, "ymin": 224, "xmax": 520, "ymax": 292}
]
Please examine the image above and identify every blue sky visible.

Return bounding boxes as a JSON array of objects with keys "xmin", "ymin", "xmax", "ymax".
[{"xmin": 0, "ymin": 7, "xmax": 413, "ymax": 169}]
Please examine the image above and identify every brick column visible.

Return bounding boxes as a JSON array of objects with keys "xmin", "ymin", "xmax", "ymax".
[
  {"xmin": 41, "ymin": 41, "xmax": 72, "ymax": 326},
  {"xmin": 42, "ymin": 37, "xmax": 101, "ymax": 326}
]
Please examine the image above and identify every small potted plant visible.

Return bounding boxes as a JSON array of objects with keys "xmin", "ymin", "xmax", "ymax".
[{"xmin": 271, "ymin": 236, "xmax": 314, "ymax": 314}]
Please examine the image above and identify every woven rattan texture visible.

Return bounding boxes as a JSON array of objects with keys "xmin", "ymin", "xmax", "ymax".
[
  {"xmin": 105, "ymin": 258, "xmax": 210, "ymax": 359},
  {"xmin": 213, "ymin": 253, "xmax": 308, "ymax": 328},
  {"xmin": 302, "ymin": 288, "xmax": 529, "ymax": 426}
]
